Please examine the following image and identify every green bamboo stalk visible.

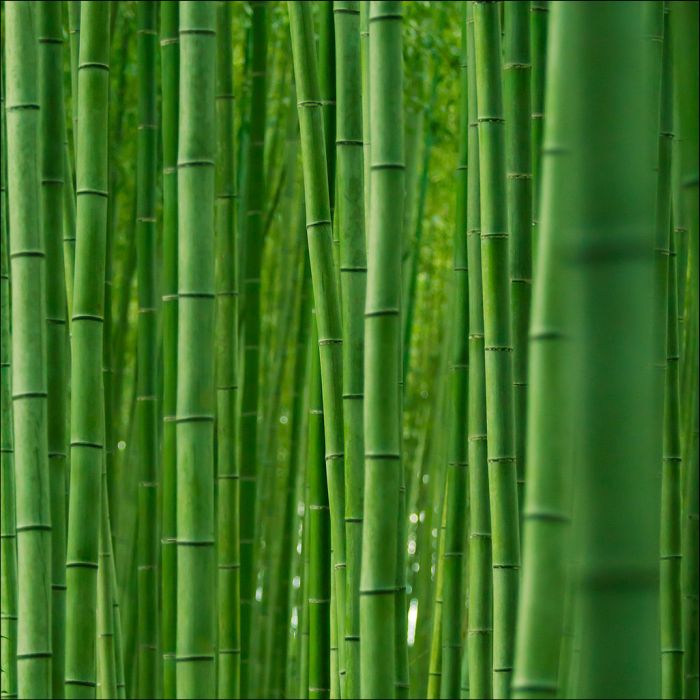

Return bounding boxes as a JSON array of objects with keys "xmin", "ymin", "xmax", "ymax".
[
  {"xmin": 5, "ymin": 3, "xmax": 52, "ymax": 698},
  {"xmin": 308, "ymin": 315, "xmax": 331, "ymax": 700},
  {"xmin": 319, "ymin": 1, "xmax": 336, "ymax": 215},
  {"xmin": 504, "ymin": 0, "xmax": 532, "ymax": 511},
  {"xmin": 287, "ymin": 5, "xmax": 348, "ymax": 699},
  {"xmin": 473, "ymin": 3, "xmax": 521, "ymax": 696},
  {"xmin": 0, "ymin": 57, "xmax": 18, "ymax": 700},
  {"xmin": 427, "ymin": 489, "xmax": 448, "ymax": 700},
  {"xmin": 97, "ymin": 479, "xmax": 116, "ymax": 700},
  {"xmin": 64, "ymin": 2, "xmax": 110, "ymax": 697},
  {"xmin": 529, "ymin": 0, "xmax": 547, "ymax": 268},
  {"xmin": 134, "ymin": 4, "xmax": 158, "ymax": 696},
  {"xmin": 176, "ymin": 2, "xmax": 216, "ymax": 697},
  {"xmin": 333, "ymin": 2, "xmax": 366, "ymax": 697},
  {"xmin": 465, "ymin": 4, "xmax": 492, "ymax": 697},
  {"xmin": 671, "ymin": 9, "xmax": 700, "ymax": 694},
  {"xmin": 160, "ymin": 2, "xmax": 178, "ymax": 697},
  {"xmin": 440, "ymin": 5, "xmax": 469, "ymax": 696},
  {"xmin": 360, "ymin": 1, "xmax": 370, "ymax": 242},
  {"xmin": 511, "ymin": 4, "xmax": 575, "ymax": 695},
  {"xmin": 272, "ymin": 221, "xmax": 312, "ymax": 699},
  {"xmin": 564, "ymin": 4, "xmax": 659, "ymax": 698},
  {"xmin": 62, "ymin": 142, "xmax": 76, "ymax": 323},
  {"xmin": 359, "ymin": 4, "xmax": 404, "ymax": 698},
  {"xmin": 68, "ymin": 0, "xmax": 80, "ymax": 161},
  {"xmin": 37, "ymin": 4, "xmax": 68, "ymax": 697},
  {"xmin": 653, "ymin": 9, "xmax": 683, "ymax": 698},
  {"xmin": 661, "ymin": 220, "xmax": 683, "ymax": 700},
  {"xmin": 215, "ymin": 3, "xmax": 239, "ymax": 696},
  {"xmin": 240, "ymin": 6, "xmax": 267, "ymax": 690}
]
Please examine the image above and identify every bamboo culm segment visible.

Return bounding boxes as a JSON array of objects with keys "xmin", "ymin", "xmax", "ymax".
[
  {"xmin": 38, "ymin": 3, "xmax": 68, "ymax": 697},
  {"xmin": 215, "ymin": 2, "xmax": 240, "ymax": 697},
  {"xmin": 160, "ymin": 2, "xmax": 179, "ymax": 697},
  {"xmin": 473, "ymin": 3, "xmax": 521, "ymax": 696},
  {"xmin": 333, "ymin": 2, "xmax": 367, "ymax": 698},
  {"xmin": 135, "ymin": 4, "xmax": 159, "ymax": 697},
  {"xmin": 441, "ymin": 4, "xmax": 469, "ymax": 696},
  {"xmin": 287, "ymin": 8, "xmax": 348, "ymax": 700},
  {"xmin": 466, "ymin": 3, "xmax": 493, "ymax": 698},
  {"xmin": 176, "ymin": 3, "xmax": 217, "ymax": 698},
  {"xmin": 64, "ymin": 3, "xmax": 110, "ymax": 698},
  {"xmin": 511, "ymin": 4, "xmax": 575, "ymax": 696},
  {"xmin": 564, "ymin": 4, "xmax": 659, "ymax": 698},
  {"xmin": 360, "ymin": 3, "xmax": 404, "ymax": 698}
]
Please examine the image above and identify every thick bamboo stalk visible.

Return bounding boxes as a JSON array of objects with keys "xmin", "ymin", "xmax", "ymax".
[
  {"xmin": 97, "ymin": 479, "xmax": 117, "ymax": 700},
  {"xmin": 440, "ymin": 5, "xmax": 469, "ymax": 696},
  {"xmin": 473, "ymin": 3, "xmax": 521, "ymax": 696},
  {"xmin": 511, "ymin": 5, "xmax": 575, "ymax": 696},
  {"xmin": 215, "ymin": 2, "xmax": 240, "ymax": 697},
  {"xmin": 360, "ymin": 3, "xmax": 404, "ymax": 697},
  {"xmin": 565, "ymin": 4, "xmax": 659, "ymax": 698},
  {"xmin": 135, "ymin": 4, "xmax": 158, "ymax": 695},
  {"xmin": 159, "ymin": 2, "xmax": 178, "ymax": 697},
  {"xmin": 176, "ymin": 3, "xmax": 217, "ymax": 697},
  {"xmin": 64, "ymin": 2, "xmax": 110, "ymax": 696},
  {"xmin": 37, "ymin": 3, "xmax": 68, "ymax": 697},
  {"xmin": 334, "ymin": 2, "xmax": 366, "ymax": 697}
]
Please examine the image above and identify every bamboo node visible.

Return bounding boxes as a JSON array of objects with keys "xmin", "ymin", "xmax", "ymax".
[
  {"xmin": 306, "ymin": 219, "xmax": 332, "ymax": 229},
  {"xmin": 468, "ymin": 628, "xmax": 493, "ymax": 636},
  {"xmin": 160, "ymin": 38, "xmax": 179, "ymax": 46},
  {"xmin": 364, "ymin": 453, "xmax": 401, "ymax": 460},
  {"xmin": 179, "ymin": 29, "xmax": 216, "ymax": 36},
  {"xmin": 16, "ymin": 523, "xmax": 52, "ymax": 533},
  {"xmin": 175, "ymin": 654, "xmax": 216, "ymax": 662},
  {"xmin": 504, "ymin": 62, "xmax": 532, "ymax": 70},
  {"xmin": 371, "ymin": 162, "xmax": 405, "ymax": 170},
  {"xmin": 65, "ymin": 679, "xmax": 98, "ymax": 688},
  {"xmin": 78, "ymin": 62, "xmax": 110, "ymax": 72},
  {"xmin": 7, "ymin": 103, "xmax": 40, "ymax": 112},
  {"xmin": 66, "ymin": 560, "xmax": 99, "ymax": 570},
  {"xmin": 10, "ymin": 249, "xmax": 45, "ymax": 259},
  {"xmin": 176, "ymin": 539, "xmax": 215, "ymax": 547},
  {"xmin": 76, "ymin": 188, "xmax": 109, "ymax": 198},
  {"xmin": 12, "ymin": 390, "xmax": 48, "ymax": 401}
]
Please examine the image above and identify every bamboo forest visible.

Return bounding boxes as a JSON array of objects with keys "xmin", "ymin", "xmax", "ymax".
[{"xmin": 0, "ymin": 1, "xmax": 698, "ymax": 699}]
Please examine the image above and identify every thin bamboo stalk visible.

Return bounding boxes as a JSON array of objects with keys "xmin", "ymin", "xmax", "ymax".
[
  {"xmin": 38, "ymin": 4, "xmax": 68, "ymax": 696},
  {"xmin": 160, "ymin": 2, "xmax": 178, "ymax": 696},
  {"xmin": 135, "ymin": 4, "xmax": 158, "ymax": 695},
  {"xmin": 465, "ymin": 4, "xmax": 493, "ymax": 697},
  {"xmin": 215, "ymin": 2, "xmax": 239, "ymax": 697},
  {"xmin": 440, "ymin": 5, "xmax": 469, "ymax": 695},
  {"xmin": 0, "ymin": 58, "xmax": 18, "ymax": 700}
]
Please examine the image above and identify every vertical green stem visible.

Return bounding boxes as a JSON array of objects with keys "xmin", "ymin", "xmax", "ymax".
[
  {"xmin": 160, "ymin": 2, "xmax": 179, "ymax": 697},
  {"xmin": 215, "ymin": 2, "xmax": 239, "ymax": 696},
  {"xmin": 38, "ymin": 3, "xmax": 68, "ymax": 696},
  {"xmin": 65, "ymin": 2, "xmax": 110, "ymax": 696},
  {"xmin": 473, "ymin": 3, "xmax": 521, "ymax": 696},
  {"xmin": 176, "ymin": 3, "xmax": 216, "ymax": 697},
  {"xmin": 441, "ymin": 5, "xmax": 469, "ymax": 696}
]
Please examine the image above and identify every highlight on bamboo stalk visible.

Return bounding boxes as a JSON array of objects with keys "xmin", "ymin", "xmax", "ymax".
[{"xmin": 0, "ymin": 2, "xmax": 697, "ymax": 700}]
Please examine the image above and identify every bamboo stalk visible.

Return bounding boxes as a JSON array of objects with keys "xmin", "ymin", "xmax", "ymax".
[
  {"xmin": 64, "ymin": 2, "xmax": 110, "ymax": 696},
  {"xmin": 565, "ymin": 4, "xmax": 659, "ymax": 697},
  {"xmin": 38, "ymin": 3, "xmax": 68, "ymax": 696},
  {"xmin": 511, "ymin": 4, "xmax": 575, "ymax": 695},
  {"xmin": 215, "ymin": 2, "xmax": 240, "ymax": 697},
  {"xmin": 160, "ymin": 2, "xmax": 179, "ymax": 697},
  {"xmin": 176, "ymin": 3, "xmax": 217, "ymax": 697},
  {"xmin": 473, "ymin": 3, "xmax": 521, "ymax": 696},
  {"xmin": 440, "ymin": 4, "xmax": 469, "ymax": 695}
]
